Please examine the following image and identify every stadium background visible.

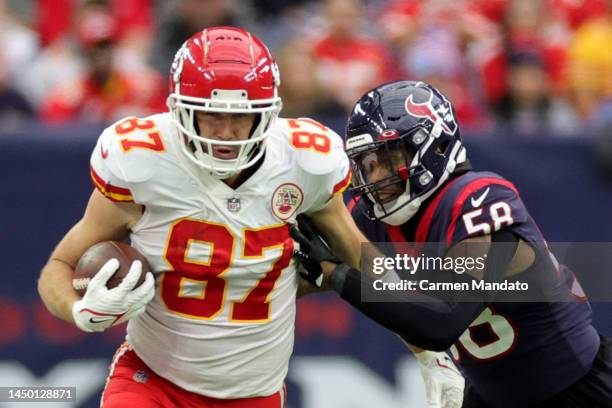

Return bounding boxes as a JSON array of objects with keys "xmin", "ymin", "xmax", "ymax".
[{"xmin": 0, "ymin": 0, "xmax": 610, "ymax": 407}]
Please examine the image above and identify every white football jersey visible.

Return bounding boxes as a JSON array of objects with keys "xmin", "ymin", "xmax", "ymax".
[{"xmin": 89, "ymin": 113, "xmax": 351, "ymax": 398}]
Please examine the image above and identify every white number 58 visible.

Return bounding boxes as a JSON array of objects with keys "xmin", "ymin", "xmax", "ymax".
[{"xmin": 462, "ymin": 202, "xmax": 514, "ymax": 236}]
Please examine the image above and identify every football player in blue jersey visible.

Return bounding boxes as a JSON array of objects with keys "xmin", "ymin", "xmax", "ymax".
[{"xmin": 292, "ymin": 81, "xmax": 612, "ymax": 407}]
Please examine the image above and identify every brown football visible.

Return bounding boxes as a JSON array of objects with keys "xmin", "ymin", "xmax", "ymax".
[{"xmin": 73, "ymin": 241, "xmax": 150, "ymax": 296}]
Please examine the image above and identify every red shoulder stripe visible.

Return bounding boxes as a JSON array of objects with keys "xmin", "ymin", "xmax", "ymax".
[
  {"xmin": 333, "ymin": 168, "xmax": 352, "ymax": 195},
  {"xmin": 445, "ymin": 178, "xmax": 518, "ymax": 245},
  {"xmin": 386, "ymin": 225, "xmax": 418, "ymax": 256},
  {"xmin": 347, "ymin": 195, "xmax": 360, "ymax": 214},
  {"xmin": 415, "ymin": 177, "xmax": 463, "ymax": 242},
  {"xmin": 90, "ymin": 165, "xmax": 134, "ymax": 202}
]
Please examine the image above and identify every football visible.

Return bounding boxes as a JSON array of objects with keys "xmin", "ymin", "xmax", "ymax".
[{"xmin": 72, "ymin": 241, "xmax": 150, "ymax": 296}]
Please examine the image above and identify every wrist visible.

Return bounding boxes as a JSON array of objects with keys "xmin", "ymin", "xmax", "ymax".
[
  {"xmin": 414, "ymin": 350, "xmax": 439, "ymax": 365},
  {"xmin": 62, "ymin": 297, "xmax": 80, "ymax": 324},
  {"xmin": 321, "ymin": 261, "xmax": 338, "ymax": 277},
  {"xmin": 329, "ymin": 263, "xmax": 351, "ymax": 293},
  {"xmin": 71, "ymin": 299, "xmax": 91, "ymax": 332}
]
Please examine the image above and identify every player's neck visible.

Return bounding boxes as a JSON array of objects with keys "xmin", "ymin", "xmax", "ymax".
[
  {"xmin": 223, "ymin": 173, "xmax": 245, "ymax": 189},
  {"xmin": 221, "ymin": 153, "xmax": 265, "ymax": 189}
]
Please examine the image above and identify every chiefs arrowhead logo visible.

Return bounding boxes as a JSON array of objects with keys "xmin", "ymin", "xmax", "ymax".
[{"xmin": 404, "ymin": 89, "xmax": 457, "ymax": 135}]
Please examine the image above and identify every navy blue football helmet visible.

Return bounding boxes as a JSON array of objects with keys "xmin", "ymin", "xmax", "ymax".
[{"xmin": 345, "ymin": 81, "xmax": 467, "ymax": 225}]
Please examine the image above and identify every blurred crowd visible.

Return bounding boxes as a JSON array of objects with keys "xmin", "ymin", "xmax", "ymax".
[{"xmin": 0, "ymin": 0, "xmax": 610, "ymax": 139}]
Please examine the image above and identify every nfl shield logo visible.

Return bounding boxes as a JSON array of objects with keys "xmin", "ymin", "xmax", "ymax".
[{"xmin": 227, "ymin": 197, "xmax": 241, "ymax": 212}]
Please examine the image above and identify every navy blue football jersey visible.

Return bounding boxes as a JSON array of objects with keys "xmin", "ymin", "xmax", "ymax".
[{"xmin": 350, "ymin": 171, "xmax": 600, "ymax": 407}]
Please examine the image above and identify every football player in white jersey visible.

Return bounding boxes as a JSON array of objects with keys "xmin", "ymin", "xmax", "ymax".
[{"xmin": 38, "ymin": 27, "xmax": 463, "ymax": 407}]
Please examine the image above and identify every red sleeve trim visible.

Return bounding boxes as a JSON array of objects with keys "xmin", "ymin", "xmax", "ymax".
[
  {"xmin": 332, "ymin": 168, "xmax": 352, "ymax": 195},
  {"xmin": 415, "ymin": 177, "xmax": 463, "ymax": 243},
  {"xmin": 89, "ymin": 165, "xmax": 134, "ymax": 202},
  {"xmin": 445, "ymin": 178, "xmax": 518, "ymax": 245},
  {"xmin": 347, "ymin": 196, "xmax": 360, "ymax": 214}
]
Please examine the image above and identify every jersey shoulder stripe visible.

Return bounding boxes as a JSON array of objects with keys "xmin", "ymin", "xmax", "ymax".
[
  {"xmin": 90, "ymin": 165, "xmax": 134, "ymax": 202},
  {"xmin": 445, "ymin": 177, "xmax": 518, "ymax": 245},
  {"xmin": 332, "ymin": 168, "xmax": 352, "ymax": 195},
  {"xmin": 415, "ymin": 172, "xmax": 520, "ymax": 243},
  {"xmin": 90, "ymin": 114, "xmax": 173, "ymax": 203}
]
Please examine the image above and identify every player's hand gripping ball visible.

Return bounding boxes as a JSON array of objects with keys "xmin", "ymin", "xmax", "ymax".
[
  {"xmin": 73, "ymin": 241, "xmax": 148, "ymax": 295},
  {"xmin": 71, "ymin": 241, "xmax": 155, "ymax": 333}
]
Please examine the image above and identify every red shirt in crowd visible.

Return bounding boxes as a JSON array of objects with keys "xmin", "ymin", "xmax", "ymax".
[{"xmin": 40, "ymin": 70, "xmax": 166, "ymax": 124}]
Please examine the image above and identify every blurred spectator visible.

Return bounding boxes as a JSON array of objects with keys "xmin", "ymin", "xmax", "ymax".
[
  {"xmin": 150, "ymin": 0, "xmax": 242, "ymax": 75},
  {"xmin": 250, "ymin": 1, "xmax": 320, "ymax": 53},
  {"xmin": 0, "ymin": 0, "xmax": 38, "ymax": 96},
  {"xmin": 251, "ymin": 0, "xmax": 314, "ymax": 20},
  {"xmin": 379, "ymin": 0, "xmax": 492, "ymax": 132},
  {"xmin": 108, "ymin": 0, "xmax": 155, "ymax": 74},
  {"xmin": 276, "ymin": 38, "xmax": 344, "ymax": 119},
  {"xmin": 37, "ymin": 0, "xmax": 73, "ymax": 47},
  {"xmin": 471, "ymin": 0, "xmax": 573, "ymax": 105},
  {"xmin": 0, "ymin": 0, "xmax": 606, "ymax": 137},
  {"xmin": 311, "ymin": 0, "xmax": 398, "ymax": 112},
  {"xmin": 493, "ymin": 51, "xmax": 580, "ymax": 136},
  {"xmin": 566, "ymin": 9, "xmax": 612, "ymax": 121},
  {"xmin": 20, "ymin": 38, "xmax": 84, "ymax": 109},
  {"xmin": 39, "ymin": 7, "xmax": 165, "ymax": 124},
  {"xmin": 24, "ymin": 0, "xmax": 155, "ymax": 109},
  {"xmin": 0, "ymin": 53, "xmax": 35, "ymax": 130},
  {"xmin": 550, "ymin": 0, "xmax": 609, "ymax": 29},
  {"xmin": 37, "ymin": 0, "xmax": 154, "ymax": 50}
]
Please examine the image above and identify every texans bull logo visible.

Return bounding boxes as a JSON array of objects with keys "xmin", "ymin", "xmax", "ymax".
[{"xmin": 404, "ymin": 89, "xmax": 458, "ymax": 135}]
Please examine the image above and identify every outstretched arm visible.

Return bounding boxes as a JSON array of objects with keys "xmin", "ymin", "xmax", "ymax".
[
  {"xmin": 293, "ymin": 216, "xmax": 522, "ymax": 350},
  {"xmin": 307, "ymin": 194, "xmax": 366, "ymax": 269}
]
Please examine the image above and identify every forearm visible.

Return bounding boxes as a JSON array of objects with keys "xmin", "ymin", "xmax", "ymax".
[
  {"xmin": 323, "ymin": 230, "xmax": 520, "ymax": 349},
  {"xmin": 38, "ymin": 193, "xmax": 136, "ymax": 322},
  {"xmin": 309, "ymin": 195, "xmax": 364, "ymax": 269},
  {"xmin": 38, "ymin": 258, "xmax": 80, "ymax": 323},
  {"xmin": 329, "ymin": 264, "xmax": 483, "ymax": 351}
]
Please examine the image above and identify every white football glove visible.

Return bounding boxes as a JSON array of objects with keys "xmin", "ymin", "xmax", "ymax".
[
  {"xmin": 416, "ymin": 350, "xmax": 465, "ymax": 408},
  {"xmin": 72, "ymin": 258, "xmax": 155, "ymax": 333}
]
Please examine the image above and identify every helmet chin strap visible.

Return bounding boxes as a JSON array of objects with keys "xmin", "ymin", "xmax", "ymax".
[{"xmin": 374, "ymin": 176, "xmax": 445, "ymax": 226}]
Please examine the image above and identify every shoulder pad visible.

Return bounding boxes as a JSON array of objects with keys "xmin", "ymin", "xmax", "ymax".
[
  {"xmin": 444, "ymin": 173, "xmax": 527, "ymax": 244},
  {"xmin": 281, "ymin": 117, "xmax": 347, "ymax": 175},
  {"xmin": 415, "ymin": 172, "xmax": 529, "ymax": 244},
  {"xmin": 95, "ymin": 116, "xmax": 165, "ymax": 183}
]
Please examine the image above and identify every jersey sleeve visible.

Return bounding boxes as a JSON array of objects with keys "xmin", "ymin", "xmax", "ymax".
[
  {"xmin": 448, "ymin": 181, "xmax": 529, "ymax": 244},
  {"xmin": 418, "ymin": 174, "xmax": 536, "ymax": 247},
  {"xmin": 297, "ymin": 123, "xmax": 352, "ymax": 213},
  {"xmin": 306, "ymin": 155, "xmax": 351, "ymax": 213},
  {"xmin": 89, "ymin": 123, "xmax": 135, "ymax": 203},
  {"xmin": 89, "ymin": 116, "xmax": 163, "ymax": 203}
]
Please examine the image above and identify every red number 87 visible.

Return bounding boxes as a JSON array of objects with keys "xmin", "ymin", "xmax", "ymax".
[{"xmin": 161, "ymin": 219, "xmax": 294, "ymax": 322}]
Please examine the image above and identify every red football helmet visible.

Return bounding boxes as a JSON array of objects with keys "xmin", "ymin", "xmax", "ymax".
[{"xmin": 167, "ymin": 27, "xmax": 282, "ymax": 178}]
